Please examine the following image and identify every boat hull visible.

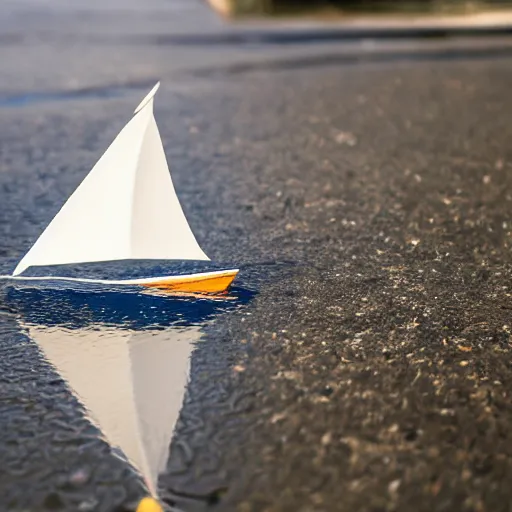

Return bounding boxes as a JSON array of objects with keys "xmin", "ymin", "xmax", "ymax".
[
  {"xmin": 140, "ymin": 269, "xmax": 239, "ymax": 293},
  {"xmin": 0, "ymin": 269, "xmax": 239, "ymax": 294}
]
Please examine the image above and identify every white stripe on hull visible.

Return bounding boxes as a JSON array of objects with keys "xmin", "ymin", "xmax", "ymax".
[{"xmin": 0, "ymin": 269, "xmax": 239, "ymax": 286}]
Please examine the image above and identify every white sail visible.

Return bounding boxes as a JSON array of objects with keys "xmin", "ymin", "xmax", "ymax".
[
  {"xmin": 23, "ymin": 322, "xmax": 200, "ymax": 496},
  {"xmin": 13, "ymin": 82, "xmax": 209, "ymax": 276}
]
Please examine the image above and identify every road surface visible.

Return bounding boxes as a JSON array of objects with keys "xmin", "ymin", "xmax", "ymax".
[{"xmin": 1, "ymin": 1, "xmax": 512, "ymax": 511}]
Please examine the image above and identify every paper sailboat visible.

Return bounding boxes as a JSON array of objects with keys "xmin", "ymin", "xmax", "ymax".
[{"xmin": 3, "ymin": 83, "xmax": 238, "ymax": 293}]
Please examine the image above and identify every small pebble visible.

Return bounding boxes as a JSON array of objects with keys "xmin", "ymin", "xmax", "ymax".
[
  {"xmin": 68, "ymin": 468, "xmax": 90, "ymax": 487},
  {"xmin": 388, "ymin": 479, "xmax": 401, "ymax": 494},
  {"xmin": 334, "ymin": 131, "xmax": 357, "ymax": 146}
]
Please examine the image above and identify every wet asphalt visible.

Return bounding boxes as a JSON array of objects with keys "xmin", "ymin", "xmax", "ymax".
[{"xmin": 3, "ymin": 1, "xmax": 512, "ymax": 511}]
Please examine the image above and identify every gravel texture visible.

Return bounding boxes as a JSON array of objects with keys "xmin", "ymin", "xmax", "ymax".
[{"xmin": 2, "ymin": 1, "xmax": 512, "ymax": 511}]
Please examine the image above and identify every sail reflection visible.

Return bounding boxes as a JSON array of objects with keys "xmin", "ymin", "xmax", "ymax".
[
  {"xmin": 6, "ymin": 284, "xmax": 253, "ymax": 496},
  {"xmin": 23, "ymin": 323, "xmax": 199, "ymax": 496}
]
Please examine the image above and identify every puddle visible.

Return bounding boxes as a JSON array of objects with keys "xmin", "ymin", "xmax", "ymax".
[
  {"xmin": 5, "ymin": 283, "xmax": 254, "ymax": 497},
  {"xmin": 0, "ymin": 80, "xmax": 158, "ymax": 108}
]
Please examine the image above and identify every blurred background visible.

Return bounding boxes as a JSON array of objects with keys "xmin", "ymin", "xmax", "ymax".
[{"xmin": 211, "ymin": 0, "xmax": 512, "ymax": 16}]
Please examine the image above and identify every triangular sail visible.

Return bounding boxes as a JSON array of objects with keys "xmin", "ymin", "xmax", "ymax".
[{"xmin": 13, "ymin": 82, "xmax": 209, "ymax": 276}]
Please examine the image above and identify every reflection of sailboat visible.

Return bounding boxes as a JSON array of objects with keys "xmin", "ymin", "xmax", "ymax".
[
  {"xmin": 0, "ymin": 82, "xmax": 238, "ymax": 293},
  {"xmin": 22, "ymin": 323, "xmax": 200, "ymax": 496},
  {"xmin": 6, "ymin": 285, "xmax": 254, "ymax": 498}
]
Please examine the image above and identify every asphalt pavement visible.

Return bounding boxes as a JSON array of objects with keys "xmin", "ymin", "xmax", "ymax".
[{"xmin": 2, "ymin": 1, "xmax": 512, "ymax": 511}]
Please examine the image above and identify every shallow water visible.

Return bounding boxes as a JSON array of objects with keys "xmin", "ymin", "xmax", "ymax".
[{"xmin": 0, "ymin": 281, "xmax": 255, "ymax": 499}]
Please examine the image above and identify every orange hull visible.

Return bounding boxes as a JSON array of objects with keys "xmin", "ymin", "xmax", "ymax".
[{"xmin": 141, "ymin": 269, "xmax": 239, "ymax": 293}]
